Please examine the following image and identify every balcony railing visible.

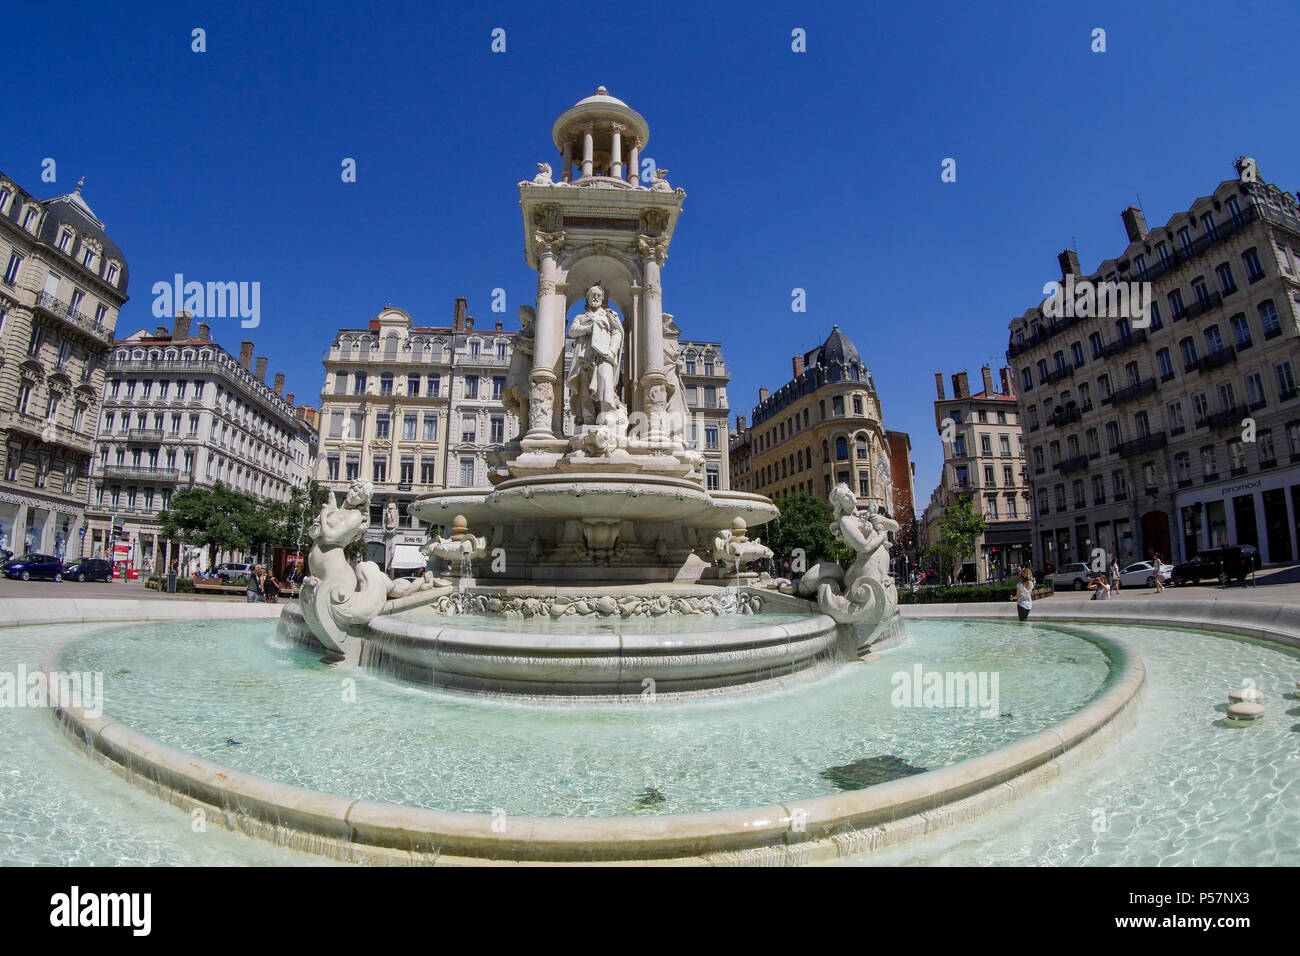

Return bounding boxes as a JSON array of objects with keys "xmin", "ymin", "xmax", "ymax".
[
  {"xmin": 1104, "ymin": 378, "xmax": 1158, "ymax": 407},
  {"xmin": 1048, "ymin": 406, "xmax": 1082, "ymax": 428},
  {"xmin": 1181, "ymin": 291, "xmax": 1223, "ymax": 322},
  {"xmin": 102, "ymin": 466, "xmax": 181, "ymax": 482},
  {"xmin": 1116, "ymin": 432, "xmax": 1168, "ymax": 457},
  {"xmin": 1099, "ymin": 329, "xmax": 1148, "ymax": 359},
  {"xmin": 1206, "ymin": 405, "xmax": 1250, "ymax": 431},
  {"xmin": 35, "ymin": 292, "xmax": 111, "ymax": 343},
  {"xmin": 1045, "ymin": 365, "xmax": 1074, "ymax": 385},
  {"xmin": 126, "ymin": 428, "xmax": 164, "ymax": 442},
  {"xmin": 1190, "ymin": 346, "xmax": 1238, "ymax": 375},
  {"xmin": 1055, "ymin": 455, "xmax": 1090, "ymax": 474}
]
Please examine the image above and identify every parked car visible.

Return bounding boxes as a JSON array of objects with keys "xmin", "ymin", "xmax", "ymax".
[
  {"xmin": 213, "ymin": 562, "xmax": 255, "ymax": 583},
  {"xmin": 5, "ymin": 553, "xmax": 66, "ymax": 581},
  {"xmin": 1117, "ymin": 561, "xmax": 1172, "ymax": 588},
  {"xmin": 1046, "ymin": 562, "xmax": 1099, "ymax": 591},
  {"xmin": 1170, "ymin": 547, "xmax": 1255, "ymax": 586},
  {"xmin": 62, "ymin": 557, "xmax": 113, "ymax": 583}
]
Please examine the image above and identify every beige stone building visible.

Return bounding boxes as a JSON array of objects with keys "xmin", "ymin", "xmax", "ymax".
[
  {"xmin": 926, "ymin": 365, "xmax": 1031, "ymax": 581},
  {"xmin": 731, "ymin": 326, "xmax": 900, "ymax": 513},
  {"xmin": 1007, "ymin": 158, "xmax": 1300, "ymax": 569},
  {"xmin": 0, "ymin": 173, "xmax": 127, "ymax": 558},
  {"xmin": 678, "ymin": 339, "xmax": 730, "ymax": 490},
  {"xmin": 86, "ymin": 313, "xmax": 317, "ymax": 571}
]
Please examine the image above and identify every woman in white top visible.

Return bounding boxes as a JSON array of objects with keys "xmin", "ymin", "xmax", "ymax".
[
  {"xmin": 1110, "ymin": 557, "xmax": 1121, "ymax": 591},
  {"xmin": 1016, "ymin": 567, "xmax": 1034, "ymax": 621},
  {"xmin": 1152, "ymin": 553, "xmax": 1165, "ymax": 592},
  {"xmin": 1092, "ymin": 573, "xmax": 1112, "ymax": 600}
]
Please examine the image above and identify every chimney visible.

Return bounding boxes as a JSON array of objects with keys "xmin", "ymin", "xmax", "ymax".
[
  {"xmin": 198, "ymin": 322, "xmax": 211, "ymax": 341},
  {"xmin": 155, "ymin": 325, "xmax": 169, "ymax": 337},
  {"xmin": 239, "ymin": 341, "xmax": 254, "ymax": 369},
  {"xmin": 273, "ymin": 373, "xmax": 285, "ymax": 396},
  {"xmin": 1058, "ymin": 249, "xmax": 1081, "ymax": 279},
  {"xmin": 1000, "ymin": 366, "xmax": 1016, "ymax": 398},
  {"xmin": 951, "ymin": 370, "xmax": 969, "ymax": 399},
  {"xmin": 453, "ymin": 297, "xmax": 467, "ymax": 332},
  {"xmin": 254, "ymin": 356, "xmax": 267, "ymax": 383},
  {"xmin": 1121, "ymin": 206, "xmax": 1148, "ymax": 243},
  {"xmin": 465, "ymin": 315, "xmax": 475, "ymax": 332},
  {"xmin": 173, "ymin": 310, "xmax": 192, "ymax": 340},
  {"xmin": 736, "ymin": 415, "xmax": 747, "ymax": 432},
  {"xmin": 759, "ymin": 387, "xmax": 770, "ymax": 403},
  {"xmin": 495, "ymin": 318, "xmax": 502, "ymax": 332},
  {"xmin": 286, "ymin": 392, "xmax": 295, "ymax": 406},
  {"xmin": 934, "ymin": 372, "xmax": 946, "ymax": 400},
  {"xmin": 981, "ymin": 364, "xmax": 994, "ymax": 395},
  {"xmin": 792, "ymin": 355, "xmax": 804, "ymax": 377}
]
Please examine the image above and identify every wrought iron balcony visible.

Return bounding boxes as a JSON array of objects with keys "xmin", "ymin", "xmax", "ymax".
[
  {"xmin": 102, "ymin": 466, "xmax": 181, "ymax": 482},
  {"xmin": 1181, "ymin": 291, "xmax": 1223, "ymax": 322},
  {"xmin": 1206, "ymin": 405, "xmax": 1250, "ymax": 431},
  {"xmin": 126, "ymin": 428, "xmax": 164, "ymax": 442},
  {"xmin": 1186, "ymin": 346, "xmax": 1237, "ymax": 375},
  {"xmin": 1055, "ymin": 454, "xmax": 1090, "ymax": 474},
  {"xmin": 1116, "ymin": 432, "xmax": 1168, "ymax": 457},
  {"xmin": 1104, "ymin": 378, "xmax": 1158, "ymax": 407},
  {"xmin": 1099, "ymin": 329, "xmax": 1149, "ymax": 359},
  {"xmin": 1048, "ymin": 405, "xmax": 1082, "ymax": 428},
  {"xmin": 35, "ymin": 291, "xmax": 111, "ymax": 343}
]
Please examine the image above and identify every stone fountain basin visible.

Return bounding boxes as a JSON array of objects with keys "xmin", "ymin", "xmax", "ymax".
[{"xmin": 409, "ymin": 474, "xmax": 778, "ymax": 529}]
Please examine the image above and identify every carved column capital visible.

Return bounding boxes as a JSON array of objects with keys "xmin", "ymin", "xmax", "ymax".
[
  {"xmin": 533, "ymin": 230, "xmax": 566, "ymax": 257},
  {"xmin": 637, "ymin": 234, "xmax": 669, "ymax": 264}
]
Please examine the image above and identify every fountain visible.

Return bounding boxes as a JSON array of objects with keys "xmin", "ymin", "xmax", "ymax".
[{"xmin": 279, "ymin": 87, "xmax": 902, "ymax": 697}]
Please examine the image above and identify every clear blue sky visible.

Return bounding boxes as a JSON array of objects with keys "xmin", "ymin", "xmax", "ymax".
[{"xmin": 7, "ymin": 0, "xmax": 1298, "ymax": 514}]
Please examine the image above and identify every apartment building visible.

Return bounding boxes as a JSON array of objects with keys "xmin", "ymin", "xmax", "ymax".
[
  {"xmin": 0, "ymin": 173, "xmax": 127, "ymax": 558},
  {"xmin": 1007, "ymin": 157, "xmax": 1300, "ymax": 569},
  {"xmin": 678, "ymin": 339, "xmax": 731, "ymax": 490},
  {"xmin": 929, "ymin": 365, "xmax": 1031, "ymax": 581},
  {"xmin": 731, "ymin": 326, "xmax": 907, "ymax": 517},
  {"xmin": 85, "ymin": 312, "xmax": 317, "ymax": 569}
]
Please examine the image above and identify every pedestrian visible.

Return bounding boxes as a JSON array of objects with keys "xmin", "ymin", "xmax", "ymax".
[
  {"xmin": 1016, "ymin": 567, "xmax": 1035, "ymax": 622},
  {"xmin": 1111, "ymin": 555, "xmax": 1121, "ymax": 591},
  {"xmin": 262, "ymin": 568, "xmax": 281, "ymax": 604},
  {"xmin": 246, "ymin": 566, "xmax": 264, "ymax": 603},
  {"xmin": 1091, "ymin": 573, "xmax": 1112, "ymax": 601},
  {"xmin": 1153, "ymin": 553, "xmax": 1165, "ymax": 593}
]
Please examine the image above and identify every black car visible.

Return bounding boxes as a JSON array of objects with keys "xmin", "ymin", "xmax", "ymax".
[
  {"xmin": 1170, "ymin": 547, "xmax": 1255, "ymax": 586},
  {"xmin": 4, "ymin": 553, "xmax": 66, "ymax": 581},
  {"xmin": 62, "ymin": 558, "xmax": 113, "ymax": 583}
]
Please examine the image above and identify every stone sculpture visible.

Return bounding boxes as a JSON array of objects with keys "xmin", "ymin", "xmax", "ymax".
[
  {"xmin": 712, "ymin": 517, "xmax": 773, "ymax": 573},
  {"xmin": 299, "ymin": 479, "xmax": 442, "ymax": 659},
  {"xmin": 502, "ymin": 305, "xmax": 535, "ymax": 425},
  {"xmin": 793, "ymin": 484, "xmax": 898, "ymax": 628},
  {"xmin": 424, "ymin": 515, "xmax": 489, "ymax": 571},
  {"xmin": 566, "ymin": 284, "xmax": 624, "ymax": 426}
]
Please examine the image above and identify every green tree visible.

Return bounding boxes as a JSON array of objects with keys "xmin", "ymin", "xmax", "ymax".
[
  {"xmin": 928, "ymin": 494, "xmax": 987, "ymax": 582},
  {"xmin": 765, "ymin": 492, "xmax": 850, "ymax": 570},
  {"xmin": 157, "ymin": 482, "xmax": 255, "ymax": 567}
]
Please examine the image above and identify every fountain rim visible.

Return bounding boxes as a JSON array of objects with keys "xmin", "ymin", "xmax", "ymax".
[{"xmin": 41, "ymin": 620, "xmax": 1146, "ymax": 865}]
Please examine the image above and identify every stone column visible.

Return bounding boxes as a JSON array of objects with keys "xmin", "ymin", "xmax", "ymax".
[
  {"xmin": 636, "ymin": 235, "xmax": 670, "ymax": 443},
  {"xmin": 561, "ymin": 139, "xmax": 573, "ymax": 183},
  {"xmin": 526, "ymin": 231, "xmax": 566, "ymax": 443},
  {"xmin": 580, "ymin": 123, "xmax": 594, "ymax": 179},
  {"xmin": 628, "ymin": 138, "xmax": 641, "ymax": 186},
  {"xmin": 610, "ymin": 124, "xmax": 624, "ymax": 180}
]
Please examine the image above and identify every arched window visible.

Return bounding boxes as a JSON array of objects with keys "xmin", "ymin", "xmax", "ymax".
[
  {"xmin": 855, "ymin": 435, "xmax": 867, "ymax": 459},
  {"xmin": 835, "ymin": 436, "xmax": 848, "ymax": 461},
  {"xmin": 822, "ymin": 441, "xmax": 830, "ymax": 463},
  {"xmin": 384, "ymin": 333, "xmax": 399, "ymax": 360}
]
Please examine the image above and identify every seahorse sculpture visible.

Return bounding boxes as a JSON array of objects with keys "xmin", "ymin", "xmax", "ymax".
[
  {"xmin": 796, "ymin": 484, "xmax": 899, "ymax": 629},
  {"xmin": 298, "ymin": 479, "xmax": 442, "ymax": 660}
]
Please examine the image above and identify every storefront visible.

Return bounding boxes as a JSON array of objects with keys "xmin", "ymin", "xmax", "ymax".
[
  {"xmin": 981, "ymin": 523, "xmax": 1032, "ymax": 581},
  {"xmin": 1175, "ymin": 465, "xmax": 1300, "ymax": 565}
]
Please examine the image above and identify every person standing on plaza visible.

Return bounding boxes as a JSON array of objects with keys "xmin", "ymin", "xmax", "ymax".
[
  {"xmin": 1016, "ymin": 567, "xmax": 1035, "ymax": 622},
  {"xmin": 246, "ymin": 566, "xmax": 264, "ymax": 603},
  {"xmin": 1111, "ymin": 555, "xmax": 1121, "ymax": 591},
  {"xmin": 1153, "ymin": 553, "xmax": 1165, "ymax": 593}
]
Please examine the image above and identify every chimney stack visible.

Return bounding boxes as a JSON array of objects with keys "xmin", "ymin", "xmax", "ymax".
[
  {"xmin": 286, "ymin": 392, "xmax": 295, "ymax": 406},
  {"xmin": 466, "ymin": 315, "xmax": 475, "ymax": 332},
  {"xmin": 792, "ymin": 355, "xmax": 804, "ymax": 377},
  {"xmin": 1058, "ymin": 249, "xmax": 1082, "ymax": 280},
  {"xmin": 155, "ymin": 325, "xmax": 169, "ymax": 337},
  {"xmin": 951, "ymin": 370, "xmax": 970, "ymax": 399},
  {"xmin": 758, "ymin": 387, "xmax": 770, "ymax": 403},
  {"xmin": 934, "ymin": 372, "xmax": 946, "ymax": 399},
  {"xmin": 239, "ymin": 341, "xmax": 254, "ymax": 369},
  {"xmin": 254, "ymin": 356, "xmax": 267, "ymax": 383},
  {"xmin": 1121, "ymin": 206, "xmax": 1149, "ymax": 243},
  {"xmin": 453, "ymin": 297, "xmax": 467, "ymax": 332},
  {"xmin": 1000, "ymin": 366, "xmax": 1016, "ymax": 398},
  {"xmin": 495, "ymin": 318, "xmax": 503, "ymax": 332},
  {"xmin": 198, "ymin": 322, "xmax": 211, "ymax": 341},
  {"xmin": 273, "ymin": 373, "xmax": 285, "ymax": 396},
  {"xmin": 736, "ymin": 414, "xmax": 747, "ymax": 432},
  {"xmin": 981, "ymin": 364, "xmax": 994, "ymax": 395},
  {"xmin": 173, "ymin": 310, "xmax": 192, "ymax": 340}
]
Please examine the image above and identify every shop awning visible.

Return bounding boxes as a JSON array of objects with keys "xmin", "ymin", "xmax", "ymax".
[{"xmin": 389, "ymin": 544, "xmax": 427, "ymax": 571}]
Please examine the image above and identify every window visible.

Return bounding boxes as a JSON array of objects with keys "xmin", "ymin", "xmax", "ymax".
[
  {"xmin": 325, "ymin": 454, "xmax": 340, "ymax": 481},
  {"xmin": 1079, "ymin": 382, "xmax": 1093, "ymax": 411},
  {"xmin": 1037, "ymin": 360, "xmax": 1049, "ymax": 384},
  {"xmin": 459, "ymin": 458, "xmax": 474, "ymax": 487},
  {"xmin": 1125, "ymin": 360, "xmax": 1140, "ymax": 387},
  {"xmin": 1215, "ymin": 262, "xmax": 1237, "ymax": 295},
  {"xmin": 1168, "ymin": 289, "xmax": 1186, "ymax": 319},
  {"xmin": 329, "ymin": 410, "xmax": 344, "ymax": 438},
  {"xmin": 406, "ymin": 373, "xmax": 420, "ymax": 397},
  {"xmin": 353, "ymin": 372, "xmax": 367, "ymax": 395},
  {"xmin": 1258, "ymin": 429, "xmax": 1276, "ymax": 466},
  {"xmin": 980, "ymin": 434, "xmax": 992, "ymax": 456},
  {"xmin": 705, "ymin": 424, "xmax": 719, "ymax": 450},
  {"xmin": 375, "ymin": 414, "xmax": 390, "ymax": 439},
  {"xmin": 492, "ymin": 376, "xmax": 505, "ymax": 400},
  {"xmin": 490, "ymin": 416, "xmax": 505, "ymax": 444},
  {"xmin": 705, "ymin": 464, "xmax": 720, "ymax": 491},
  {"xmin": 1258, "ymin": 300, "xmax": 1281, "ymax": 338},
  {"xmin": 380, "ymin": 374, "xmax": 394, "ymax": 396},
  {"xmin": 1134, "ymin": 409, "xmax": 1151, "ymax": 437},
  {"xmin": 3, "ymin": 252, "xmax": 23, "ymax": 286},
  {"xmin": 1148, "ymin": 300, "xmax": 1163, "ymax": 330},
  {"xmin": 345, "ymin": 455, "xmax": 359, "ymax": 480},
  {"xmin": 1191, "ymin": 277, "xmax": 1209, "ymax": 307},
  {"xmin": 1167, "ymin": 401, "xmax": 1185, "ymax": 434},
  {"xmin": 469, "ymin": 340, "xmax": 481, "ymax": 359},
  {"xmin": 1245, "ymin": 372, "xmax": 1265, "ymax": 409},
  {"xmin": 461, "ymin": 414, "xmax": 476, "ymax": 443},
  {"xmin": 1180, "ymin": 337, "xmax": 1198, "ymax": 368},
  {"xmin": 1175, "ymin": 453, "xmax": 1190, "ymax": 485},
  {"xmin": 1027, "ymin": 406, "xmax": 1039, "ymax": 430},
  {"xmin": 423, "ymin": 414, "xmax": 438, "ymax": 441},
  {"xmin": 1113, "ymin": 470, "xmax": 1128, "ymax": 500},
  {"xmin": 1192, "ymin": 392, "xmax": 1209, "ymax": 426},
  {"xmin": 1201, "ymin": 445, "xmax": 1218, "ymax": 479},
  {"xmin": 420, "ymin": 457, "xmax": 437, "ymax": 484},
  {"xmin": 1021, "ymin": 368, "xmax": 1033, "ymax": 391},
  {"xmin": 1242, "ymin": 247, "xmax": 1264, "ymax": 282},
  {"xmin": 464, "ymin": 377, "xmax": 479, "ymax": 400},
  {"xmin": 1098, "ymin": 374, "xmax": 1111, "ymax": 402},
  {"xmin": 1086, "ymin": 428, "xmax": 1099, "ymax": 457},
  {"xmin": 1230, "ymin": 313, "xmax": 1252, "ymax": 349},
  {"xmin": 1156, "ymin": 348, "xmax": 1174, "ymax": 380},
  {"xmin": 1229, "ymin": 439, "xmax": 1247, "ymax": 475},
  {"xmin": 1104, "ymin": 421, "xmax": 1120, "ymax": 452},
  {"xmin": 835, "ymin": 436, "xmax": 848, "ymax": 460},
  {"xmin": 105, "ymin": 263, "xmax": 118, "ymax": 284},
  {"xmin": 1276, "ymin": 361, "xmax": 1297, "ymax": 400},
  {"xmin": 372, "ymin": 456, "xmax": 387, "ymax": 483},
  {"xmin": 427, "ymin": 374, "xmax": 441, "ymax": 397},
  {"xmin": 402, "ymin": 414, "xmax": 417, "ymax": 440},
  {"xmin": 1177, "ymin": 226, "xmax": 1192, "ymax": 252},
  {"xmin": 984, "ymin": 464, "xmax": 995, "ymax": 486},
  {"xmin": 497, "ymin": 341, "xmax": 508, "ymax": 361},
  {"xmin": 1205, "ymin": 325, "xmax": 1224, "ymax": 354},
  {"xmin": 399, "ymin": 457, "xmax": 414, "ymax": 486},
  {"xmin": 1032, "ymin": 447, "xmax": 1044, "ymax": 472}
]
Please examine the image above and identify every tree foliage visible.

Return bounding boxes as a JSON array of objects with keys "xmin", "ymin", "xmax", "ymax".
[
  {"xmin": 764, "ymin": 492, "xmax": 851, "ymax": 568},
  {"xmin": 926, "ymin": 494, "xmax": 987, "ymax": 581}
]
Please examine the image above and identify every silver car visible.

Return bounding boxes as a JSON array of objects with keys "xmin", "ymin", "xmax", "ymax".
[{"xmin": 1118, "ymin": 561, "xmax": 1172, "ymax": 588}]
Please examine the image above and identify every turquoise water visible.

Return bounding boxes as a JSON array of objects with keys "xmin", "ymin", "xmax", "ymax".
[{"xmin": 4, "ymin": 616, "xmax": 1296, "ymax": 864}]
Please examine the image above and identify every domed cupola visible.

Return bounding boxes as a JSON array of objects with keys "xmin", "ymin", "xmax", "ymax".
[{"xmin": 550, "ymin": 86, "xmax": 651, "ymax": 186}]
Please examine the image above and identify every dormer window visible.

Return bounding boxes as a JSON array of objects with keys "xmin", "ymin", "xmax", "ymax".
[
  {"xmin": 0, "ymin": 184, "xmax": 11, "ymax": 214},
  {"xmin": 21, "ymin": 205, "xmax": 38, "ymax": 232},
  {"xmin": 105, "ymin": 261, "xmax": 119, "ymax": 285},
  {"xmin": 57, "ymin": 228, "xmax": 74, "ymax": 253}
]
